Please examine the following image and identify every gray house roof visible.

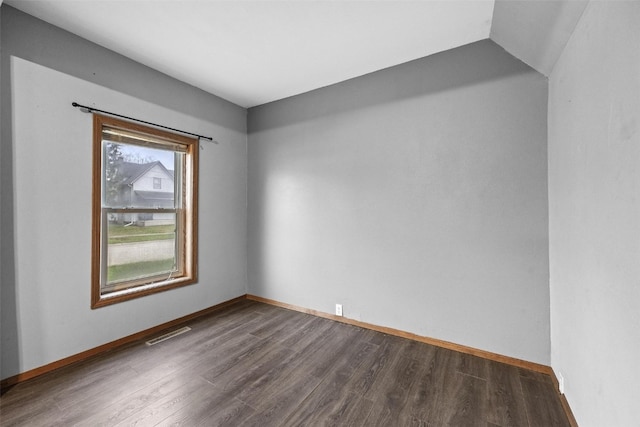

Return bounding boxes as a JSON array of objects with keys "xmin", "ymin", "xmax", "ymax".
[{"xmin": 120, "ymin": 161, "xmax": 173, "ymax": 185}]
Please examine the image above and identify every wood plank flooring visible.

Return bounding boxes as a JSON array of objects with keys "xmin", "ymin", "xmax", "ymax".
[{"xmin": 0, "ymin": 300, "xmax": 570, "ymax": 426}]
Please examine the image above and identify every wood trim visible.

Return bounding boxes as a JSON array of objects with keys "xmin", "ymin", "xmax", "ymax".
[
  {"xmin": 246, "ymin": 294, "xmax": 553, "ymax": 375},
  {"xmin": 0, "ymin": 295, "xmax": 246, "ymax": 392},
  {"xmin": 91, "ymin": 113, "xmax": 199, "ymax": 309},
  {"xmin": 550, "ymin": 370, "xmax": 580, "ymax": 427},
  {"xmin": 91, "ymin": 114, "xmax": 103, "ymax": 308}
]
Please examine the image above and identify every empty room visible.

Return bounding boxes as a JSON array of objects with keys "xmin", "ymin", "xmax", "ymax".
[{"xmin": 1, "ymin": 1, "xmax": 638, "ymax": 426}]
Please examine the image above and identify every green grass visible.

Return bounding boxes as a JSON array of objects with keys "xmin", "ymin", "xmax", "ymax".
[
  {"xmin": 108, "ymin": 259, "xmax": 175, "ymax": 282},
  {"xmin": 108, "ymin": 224, "xmax": 175, "ymax": 244}
]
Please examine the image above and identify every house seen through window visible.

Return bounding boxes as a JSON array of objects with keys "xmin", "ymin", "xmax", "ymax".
[{"xmin": 92, "ymin": 115, "xmax": 198, "ymax": 308}]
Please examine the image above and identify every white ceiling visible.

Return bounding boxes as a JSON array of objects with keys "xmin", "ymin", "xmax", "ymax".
[{"xmin": 5, "ymin": 0, "xmax": 496, "ymax": 108}]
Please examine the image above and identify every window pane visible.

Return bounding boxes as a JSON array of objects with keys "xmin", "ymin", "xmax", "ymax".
[
  {"xmin": 103, "ymin": 141, "xmax": 180, "ymax": 209},
  {"xmin": 105, "ymin": 215, "xmax": 178, "ymax": 289}
]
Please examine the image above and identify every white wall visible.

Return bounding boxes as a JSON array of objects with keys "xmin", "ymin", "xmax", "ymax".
[
  {"xmin": 549, "ymin": 1, "xmax": 640, "ymax": 425},
  {"xmin": 1, "ymin": 7, "xmax": 247, "ymax": 380},
  {"xmin": 248, "ymin": 40, "xmax": 550, "ymax": 364}
]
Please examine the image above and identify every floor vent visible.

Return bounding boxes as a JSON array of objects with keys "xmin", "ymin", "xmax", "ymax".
[{"xmin": 145, "ymin": 326, "xmax": 191, "ymax": 346}]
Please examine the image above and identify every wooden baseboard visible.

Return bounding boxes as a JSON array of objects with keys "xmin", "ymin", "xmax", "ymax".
[
  {"xmin": 0, "ymin": 294, "xmax": 247, "ymax": 392},
  {"xmin": 247, "ymin": 294, "xmax": 552, "ymax": 375},
  {"xmin": 549, "ymin": 370, "xmax": 580, "ymax": 427}
]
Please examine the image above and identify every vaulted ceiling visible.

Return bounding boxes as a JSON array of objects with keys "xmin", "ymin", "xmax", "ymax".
[{"xmin": 4, "ymin": 0, "xmax": 588, "ymax": 108}]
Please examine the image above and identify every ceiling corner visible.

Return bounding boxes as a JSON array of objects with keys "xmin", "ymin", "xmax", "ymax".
[{"xmin": 490, "ymin": 0, "xmax": 589, "ymax": 76}]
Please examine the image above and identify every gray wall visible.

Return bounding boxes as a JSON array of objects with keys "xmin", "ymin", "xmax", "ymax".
[
  {"xmin": 248, "ymin": 40, "xmax": 550, "ymax": 364},
  {"xmin": 490, "ymin": 0, "xmax": 588, "ymax": 77},
  {"xmin": 1, "ymin": 6, "xmax": 247, "ymax": 380},
  {"xmin": 548, "ymin": 2, "xmax": 640, "ymax": 425}
]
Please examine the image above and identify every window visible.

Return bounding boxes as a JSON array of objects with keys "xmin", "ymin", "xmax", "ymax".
[{"xmin": 92, "ymin": 114, "xmax": 198, "ymax": 308}]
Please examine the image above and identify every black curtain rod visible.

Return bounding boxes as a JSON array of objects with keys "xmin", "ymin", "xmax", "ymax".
[{"xmin": 72, "ymin": 102, "xmax": 214, "ymax": 142}]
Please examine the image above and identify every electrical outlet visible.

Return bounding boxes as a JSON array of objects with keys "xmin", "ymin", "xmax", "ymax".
[
  {"xmin": 558, "ymin": 372, "xmax": 565, "ymax": 394},
  {"xmin": 335, "ymin": 304, "xmax": 343, "ymax": 316}
]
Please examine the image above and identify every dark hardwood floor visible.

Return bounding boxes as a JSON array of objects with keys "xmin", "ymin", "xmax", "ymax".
[{"xmin": 0, "ymin": 299, "xmax": 570, "ymax": 426}]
